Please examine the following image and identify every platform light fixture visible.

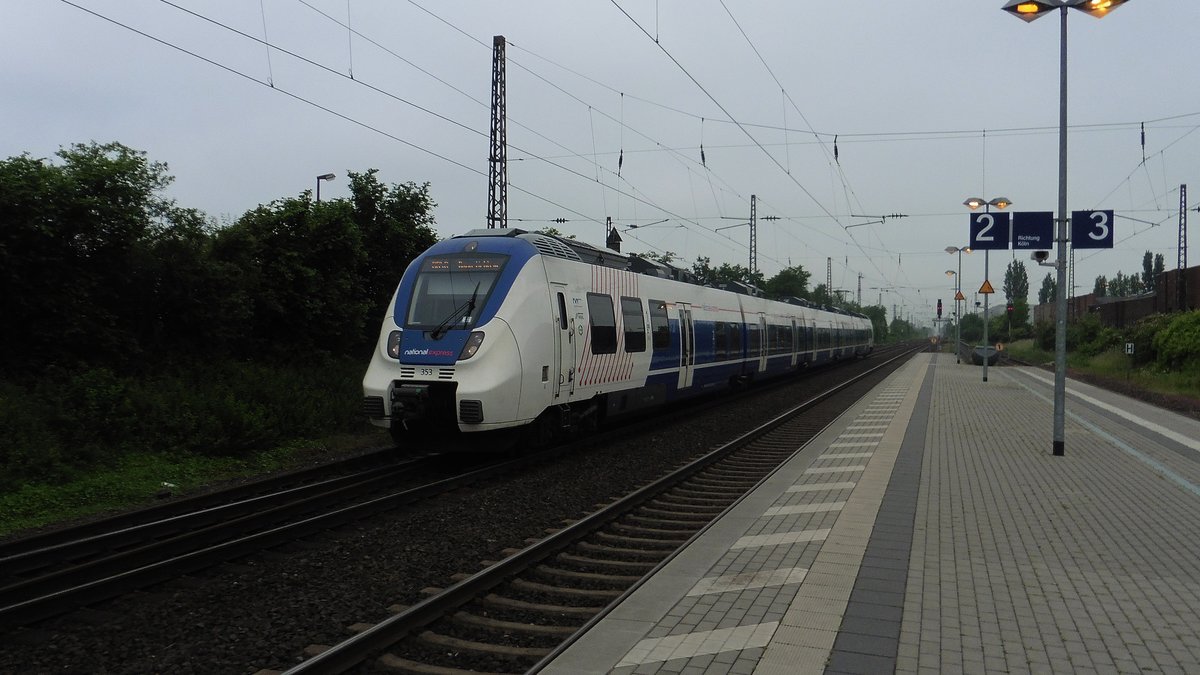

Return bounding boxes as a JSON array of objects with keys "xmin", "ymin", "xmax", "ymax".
[
  {"xmin": 316, "ymin": 172, "xmax": 336, "ymax": 203},
  {"xmin": 961, "ymin": 197, "xmax": 1009, "ymax": 381},
  {"xmin": 945, "ymin": 246, "xmax": 972, "ymax": 364},
  {"xmin": 1002, "ymin": 0, "xmax": 1133, "ymax": 457}
]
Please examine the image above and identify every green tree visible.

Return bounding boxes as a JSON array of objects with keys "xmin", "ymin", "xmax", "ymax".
[
  {"xmin": 1141, "ymin": 251, "xmax": 1154, "ymax": 292},
  {"xmin": 860, "ymin": 305, "xmax": 889, "ymax": 342},
  {"xmin": 346, "ymin": 170, "xmax": 438, "ymax": 344},
  {"xmin": 689, "ymin": 257, "xmax": 765, "ymax": 289},
  {"xmin": 960, "ymin": 312, "xmax": 984, "ymax": 343},
  {"xmin": 1093, "ymin": 275, "xmax": 1108, "ymax": 297},
  {"xmin": 1038, "ymin": 273, "xmax": 1056, "ymax": 305},
  {"xmin": 1003, "ymin": 259, "xmax": 1030, "ymax": 306},
  {"xmin": 810, "ymin": 284, "xmax": 834, "ymax": 307},
  {"xmin": 0, "ymin": 142, "xmax": 191, "ymax": 374},
  {"xmin": 763, "ymin": 265, "xmax": 811, "ymax": 299},
  {"xmin": 212, "ymin": 172, "xmax": 437, "ymax": 357}
]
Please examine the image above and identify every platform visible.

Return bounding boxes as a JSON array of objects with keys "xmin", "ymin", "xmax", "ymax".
[{"xmin": 542, "ymin": 352, "xmax": 1200, "ymax": 674}]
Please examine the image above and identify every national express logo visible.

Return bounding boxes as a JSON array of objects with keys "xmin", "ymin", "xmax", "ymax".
[{"xmin": 404, "ymin": 348, "xmax": 456, "ymax": 357}]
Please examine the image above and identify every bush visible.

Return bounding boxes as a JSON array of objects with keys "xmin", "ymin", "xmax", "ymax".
[
  {"xmin": 1153, "ymin": 310, "xmax": 1200, "ymax": 373},
  {"xmin": 1125, "ymin": 313, "xmax": 1174, "ymax": 367},
  {"xmin": 0, "ymin": 358, "xmax": 367, "ymax": 492}
]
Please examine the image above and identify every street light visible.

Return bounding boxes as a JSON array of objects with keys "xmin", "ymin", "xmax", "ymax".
[
  {"xmin": 963, "ymin": 197, "xmax": 1010, "ymax": 382},
  {"xmin": 316, "ymin": 173, "xmax": 336, "ymax": 203},
  {"xmin": 1003, "ymin": 0, "xmax": 1132, "ymax": 457},
  {"xmin": 945, "ymin": 245, "xmax": 972, "ymax": 363}
]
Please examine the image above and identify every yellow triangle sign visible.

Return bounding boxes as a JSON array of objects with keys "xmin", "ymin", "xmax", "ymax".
[
  {"xmin": 954, "ymin": 291, "xmax": 965, "ymax": 301},
  {"xmin": 979, "ymin": 279, "xmax": 995, "ymax": 294}
]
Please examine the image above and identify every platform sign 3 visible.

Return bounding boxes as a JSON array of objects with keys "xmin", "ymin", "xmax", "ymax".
[
  {"xmin": 1071, "ymin": 210, "xmax": 1114, "ymax": 249},
  {"xmin": 969, "ymin": 212, "xmax": 1010, "ymax": 250}
]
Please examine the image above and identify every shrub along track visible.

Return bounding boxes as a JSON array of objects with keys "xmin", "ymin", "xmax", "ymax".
[{"xmin": 0, "ymin": 344, "xmax": 924, "ymax": 675}]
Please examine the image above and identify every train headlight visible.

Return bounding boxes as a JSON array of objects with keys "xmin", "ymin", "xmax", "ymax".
[
  {"xmin": 386, "ymin": 330, "xmax": 402, "ymax": 359},
  {"xmin": 458, "ymin": 331, "xmax": 485, "ymax": 360}
]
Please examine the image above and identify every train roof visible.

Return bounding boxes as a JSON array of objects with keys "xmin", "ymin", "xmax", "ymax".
[{"xmin": 452, "ymin": 228, "xmax": 869, "ymax": 320}]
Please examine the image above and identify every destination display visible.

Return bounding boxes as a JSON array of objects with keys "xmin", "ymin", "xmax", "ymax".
[
  {"xmin": 1012, "ymin": 211, "xmax": 1054, "ymax": 249},
  {"xmin": 423, "ymin": 254, "xmax": 508, "ymax": 273}
]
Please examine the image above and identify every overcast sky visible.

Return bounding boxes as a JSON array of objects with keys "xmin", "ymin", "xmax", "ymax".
[{"xmin": 4, "ymin": 1, "xmax": 1197, "ymax": 324}]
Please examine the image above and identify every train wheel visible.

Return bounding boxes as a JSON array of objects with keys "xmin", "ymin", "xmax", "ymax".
[{"xmin": 523, "ymin": 410, "xmax": 558, "ymax": 449}]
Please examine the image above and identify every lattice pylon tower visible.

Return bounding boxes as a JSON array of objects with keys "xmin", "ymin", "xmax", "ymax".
[
  {"xmin": 749, "ymin": 195, "xmax": 757, "ymax": 275},
  {"xmin": 487, "ymin": 35, "xmax": 507, "ymax": 229},
  {"xmin": 1180, "ymin": 184, "xmax": 1188, "ymax": 310}
]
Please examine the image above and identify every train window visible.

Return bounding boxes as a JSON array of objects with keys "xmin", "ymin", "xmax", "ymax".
[
  {"xmin": 729, "ymin": 322, "xmax": 742, "ymax": 356},
  {"xmin": 557, "ymin": 293, "xmax": 568, "ymax": 330},
  {"xmin": 714, "ymin": 322, "xmax": 727, "ymax": 360},
  {"xmin": 587, "ymin": 293, "xmax": 617, "ymax": 354},
  {"xmin": 621, "ymin": 297, "xmax": 646, "ymax": 353},
  {"xmin": 778, "ymin": 324, "xmax": 793, "ymax": 354},
  {"xmin": 405, "ymin": 253, "xmax": 508, "ymax": 330},
  {"xmin": 649, "ymin": 300, "xmax": 669, "ymax": 351},
  {"xmin": 746, "ymin": 323, "xmax": 760, "ymax": 358}
]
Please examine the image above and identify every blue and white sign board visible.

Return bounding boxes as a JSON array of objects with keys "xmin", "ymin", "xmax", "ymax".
[
  {"xmin": 969, "ymin": 212, "xmax": 1010, "ymax": 250},
  {"xmin": 1071, "ymin": 210, "xmax": 1114, "ymax": 249},
  {"xmin": 1012, "ymin": 211, "xmax": 1054, "ymax": 249}
]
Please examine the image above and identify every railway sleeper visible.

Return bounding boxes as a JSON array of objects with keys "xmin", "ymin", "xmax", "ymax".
[
  {"xmin": 624, "ymin": 513, "xmax": 709, "ymax": 529},
  {"xmin": 687, "ymin": 475, "xmax": 758, "ymax": 489},
  {"xmin": 723, "ymin": 456, "xmax": 788, "ymax": 467},
  {"xmin": 652, "ymin": 487, "xmax": 724, "ymax": 504},
  {"xmin": 451, "ymin": 611, "xmax": 578, "ymax": 637},
  {"xmin": 594, "ymin": 530, "xmax": 688, "ymax": 549},
  {"xmin": 509, "ymin": 577, "xmax": 623, "ymax": 600},
  {"xmin": 702, "ymin": 466, "xmax": 772, "ymax": 479},
  {"xmin": 481, "ymin": 593, "xmax": 599, "ymax": 619},
  {"xmin": 377, "ymin": 654, "xmax": 511, "ymax": 675},
  {"xmin": 415, "ymin": 630, "xmax": 551, "ymax": 659},
  {"xmin": 668, "ymin": 486, "xmax": 743, "ymax": 501},
  {"xmin": 633, "ymin": 505, "xmax": 721, "ymax": 521},
  {"xmin": 609, "ymin": 522, "xmax": 697, "ymax": 540},
  {"xmin": 576, "ymin": 540, "xmax": 672, "ymax": 559},
  {"xmin": 534, "ymin": 564, "xmax": 641, "ymax": 586},
  {"xmin": 555, "ymin": 552, "xmax": 657, "ymax": 572}
]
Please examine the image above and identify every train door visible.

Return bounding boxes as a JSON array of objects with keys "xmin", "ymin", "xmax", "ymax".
[
  {"xmin": 757, "ymin": 314, "xmax": 768, "ymax": 372},
  {"xmin": 790, "ymin": 319, "xmax": 799, "ymax": 367},
  {"xmin": 552, "ymin": 285, "xmax": 576, "ymax": 400},
  {"xmin": 805, "ymin": 319, "xmax": 815, "ymax": 364},
  {"xmin": 677, "ymin": 304, "xmax": 695, "ymax": 389}
]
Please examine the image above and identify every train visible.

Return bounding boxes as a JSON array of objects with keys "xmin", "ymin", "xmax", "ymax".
[{"xmin": 362, "ymin": 228, "xmax": 874, "ymax": 449}]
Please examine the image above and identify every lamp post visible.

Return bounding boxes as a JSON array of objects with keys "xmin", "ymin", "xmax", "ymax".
[
  {"xmin": 1002, "ymin": 0, "xmax": 1131, "ymax": 456},
  {"xmin": 962, "ymin": 197, "xmax": 1010, "ymax": 382},
  {"xmin": 316, "ymin": 173, "xmax": 336, "ymax": 203},
  {"xmin": 945, "ymin": 270, "xmax": 958, "ymax": 355},
  {"xmin": 945, "ymin": 246, "xmax": 972, "ymax": 363}
]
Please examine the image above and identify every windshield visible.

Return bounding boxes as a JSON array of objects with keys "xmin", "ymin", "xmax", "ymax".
[{"xmin": 405, "ymin": 254, "xmax": 507, "ymax": 330}]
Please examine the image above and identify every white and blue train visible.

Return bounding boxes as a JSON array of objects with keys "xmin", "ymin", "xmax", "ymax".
[{"xmin": 362, "ymin": 229, "xmax": 874, "ymax": 448}]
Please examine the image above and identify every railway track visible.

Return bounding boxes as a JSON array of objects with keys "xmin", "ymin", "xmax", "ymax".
[
  {"xmin": 0, "ymin": 451, "xmax": 500, "ymax": 629},
  {"xmin": 0, "ymin": 343, "xmax": 919, "ymax": 663},
  {"xmin": 281, "ymin": 345, "xmax": 922, "ymax": 674}
]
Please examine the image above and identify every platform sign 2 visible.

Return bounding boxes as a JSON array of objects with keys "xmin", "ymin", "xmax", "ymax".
[
  {"xmin": 1012, "ymin": 211, "xmax": 1054, "ymax": 249},
  {"xmin": 969, "ymin": 212, "xmax": 1010, "ymax": 250},
  {"xmin": 1071, "ymin": 210, "xmax": 1114, "ymax": 249}
]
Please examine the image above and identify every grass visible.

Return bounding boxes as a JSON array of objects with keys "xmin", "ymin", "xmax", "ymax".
[
  {"xmin": 0, "ymin": 429, "xmax": 390, "ymax": 539},
  {"xmin": 1005, "ymin": 339, "xmax": 1200, "ymax": 400}
]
